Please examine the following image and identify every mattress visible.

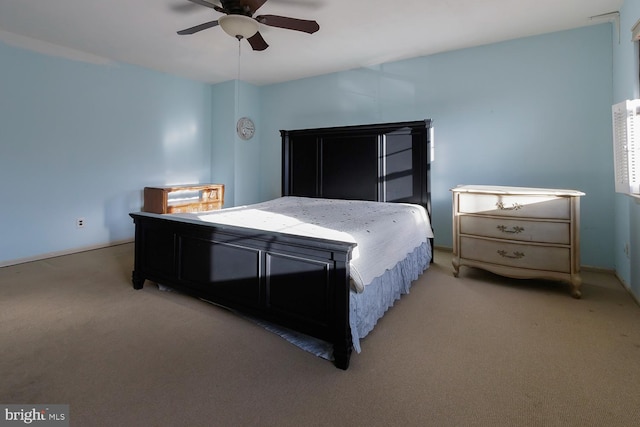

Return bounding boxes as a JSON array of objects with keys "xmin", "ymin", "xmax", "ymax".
[{"xmin": 171, "ymin": 196, "xmax": 434, "ymax": 293}]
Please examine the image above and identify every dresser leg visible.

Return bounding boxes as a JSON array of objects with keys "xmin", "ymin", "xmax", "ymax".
[
  {"xmin": 570, "ymin": 276, "xmax": 582, "ymax": 299},
  {"xmin": 452, "ymin": 258, "xmax": 460, "ymax": 277}
]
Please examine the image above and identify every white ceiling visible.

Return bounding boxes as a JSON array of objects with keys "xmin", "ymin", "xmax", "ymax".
[{"xmin": 0, "ymin": 0, "xmax": 623, "ymax": 86}]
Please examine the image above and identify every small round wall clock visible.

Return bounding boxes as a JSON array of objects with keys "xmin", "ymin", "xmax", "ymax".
[{"xmin": 236, "ymin": 117, "xmax": 255, "ymax": 141}]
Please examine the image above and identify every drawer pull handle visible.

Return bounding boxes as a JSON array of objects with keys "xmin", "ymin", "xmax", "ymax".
[
  {"xmin": 497, "ymin": 225, "xmax": 524, "ymax": 234},
  {"xmin": 496, "ymin": 201, "xmax": 522, "ymax": 211},
  {"xmin": 497, "ymin": 250, "xmax": 525, "ymax": 259}
]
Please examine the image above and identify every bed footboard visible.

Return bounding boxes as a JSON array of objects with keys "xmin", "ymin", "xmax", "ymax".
[{"xmin": 130, "ymin": 212, "xmax": 356, "ymax": 370}]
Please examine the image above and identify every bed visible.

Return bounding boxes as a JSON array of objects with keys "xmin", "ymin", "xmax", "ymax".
[{"xmin": 130, "ymin": 120, "xmax": 433, "ymax": 369}]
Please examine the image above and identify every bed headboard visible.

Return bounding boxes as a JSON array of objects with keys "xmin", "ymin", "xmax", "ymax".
[{"xmin": 281, "ymin": 120, "xmax": 432, "ymax": 216}]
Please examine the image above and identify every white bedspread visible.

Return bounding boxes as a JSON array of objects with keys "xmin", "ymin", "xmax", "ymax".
[{"xmin": 172, "ymin": 196, "xmax": 433, "ymax": 293}]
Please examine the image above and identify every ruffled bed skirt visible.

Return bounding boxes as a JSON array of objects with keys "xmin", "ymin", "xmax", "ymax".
[{"xmin": 349, "ymin": 241, "xmax": 432, "ymax": 353}]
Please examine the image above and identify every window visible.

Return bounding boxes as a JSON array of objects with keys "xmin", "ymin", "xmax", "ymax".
[
  {"xmin": 612, "ymin": 100, "xmax": 640, "ymax": 194},
  {"xmin": 613, "ymin": 19, "xmax": 640, "ymax": 196}
]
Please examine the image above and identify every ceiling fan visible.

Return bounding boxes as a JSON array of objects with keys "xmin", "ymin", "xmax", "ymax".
[{"xmin": 176, "ymin": 0, "xmax": 320, "ymax": 51}]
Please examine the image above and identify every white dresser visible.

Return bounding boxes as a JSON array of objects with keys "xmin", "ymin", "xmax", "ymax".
[{"xmin": 451, "ymin": 185, "xmax": 585, "ymax": 298}]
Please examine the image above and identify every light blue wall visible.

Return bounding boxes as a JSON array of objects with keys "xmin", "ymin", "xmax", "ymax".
[
  {"xmin": 211, "ymin": 80, "xmax": 261, "ymax": 207},
  {"xmin": 259, "ymin": 24, "xmax": 614, "ymax": 269},
  {"xmin": 211, "ymin": 81, "xmax": 236, "ymax": 205},
  {"xmin": 613, "ymin": 0, "xmax": 640, "ymax": 299},
  {"xmin": 0, "ymin": 41, "xmax": 212, "ymax": 264},
  {"xmin": 0, "ymin": 21, "xmax": 622, "ymax": 277}
]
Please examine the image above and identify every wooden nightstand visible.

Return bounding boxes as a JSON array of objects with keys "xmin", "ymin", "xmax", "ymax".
[{"xmin": 143, "ymin": 184, "xmax": 224, "ymax": 214}]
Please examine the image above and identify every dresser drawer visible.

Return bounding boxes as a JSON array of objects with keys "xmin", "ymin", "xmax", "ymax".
[
  {"xmin": 459, "ymin": 216, "xmax": 570, "ymax": 244},
  {"xmin": 459, "ymin": 236, "xmax": 571, "ymax": 273},
  {"xmin": 458, "ymin": 193, "xmax": 571, "ymax": 219}
]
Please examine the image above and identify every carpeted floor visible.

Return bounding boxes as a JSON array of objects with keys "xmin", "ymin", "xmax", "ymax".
[{"xmin": 1, "ymin": 243, "xmax": 639, "ymax": 426}]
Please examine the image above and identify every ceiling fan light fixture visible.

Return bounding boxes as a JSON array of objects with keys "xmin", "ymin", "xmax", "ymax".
[{"xmin": 219, "ymin": 15, "xmax": 259, "ymax": 39}]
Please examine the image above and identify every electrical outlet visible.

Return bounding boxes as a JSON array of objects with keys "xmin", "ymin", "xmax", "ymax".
[{"xmin": 76, "ymin": 218, "xmax": 85, "ymax": 228}]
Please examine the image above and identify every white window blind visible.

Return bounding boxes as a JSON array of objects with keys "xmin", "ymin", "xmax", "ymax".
[{"xmin": 612, "ymin": 100, "xmax": 640, "ymax": 194}]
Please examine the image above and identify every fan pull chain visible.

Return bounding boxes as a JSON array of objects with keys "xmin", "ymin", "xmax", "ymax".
[
  {"xmin": 235, "ymin": 37, "xmax": 241, "ymax": 120},
  {"xmin": 237, "ymin": 36, "xmax": 242, "ymax": 81}
]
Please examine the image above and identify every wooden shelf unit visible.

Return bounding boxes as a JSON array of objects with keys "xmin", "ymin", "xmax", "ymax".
[{"xmin": 143, "ymin": 184, "xmax": 224, "ymax": 214}]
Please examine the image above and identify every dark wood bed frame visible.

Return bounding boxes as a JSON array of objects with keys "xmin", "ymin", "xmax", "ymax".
[{"xmin": 130, "ymin": 120, "xmax": 432, "ymax": 370}]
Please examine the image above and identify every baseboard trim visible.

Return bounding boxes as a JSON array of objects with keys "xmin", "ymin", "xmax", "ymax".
[
  {"xmin": 0, "ymin": 239, "xmax": 134, "ymax": 268},
  {"xmin": 581, "ymin": 265, "xmax": 615, "ymax": 274}
]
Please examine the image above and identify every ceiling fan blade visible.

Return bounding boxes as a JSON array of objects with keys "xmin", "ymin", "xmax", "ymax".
[
  {"xmin": 247, "ymin": 32, "xmax": 269, "ymax": 51},
  {"xmin": 239, "ymin": 0, "xmax": 268, "ymax": 14},
  {"xmin": 185, "ymin": 0, "xmax": 226, "ymax": 13},
  {"xmin": 171, "ymin": 3, "xmax": 201, "ymax": 13},
  {"xmin": 266, "ymin": 0, "xmax": 322, "ymax": 7},
  {"xmin": 255, "ymin": 15, "xmax": 319, "ymax": 34},
  {"xmin": 177, "ymin": 20, "xmax": 220, "ymax": 35}
]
